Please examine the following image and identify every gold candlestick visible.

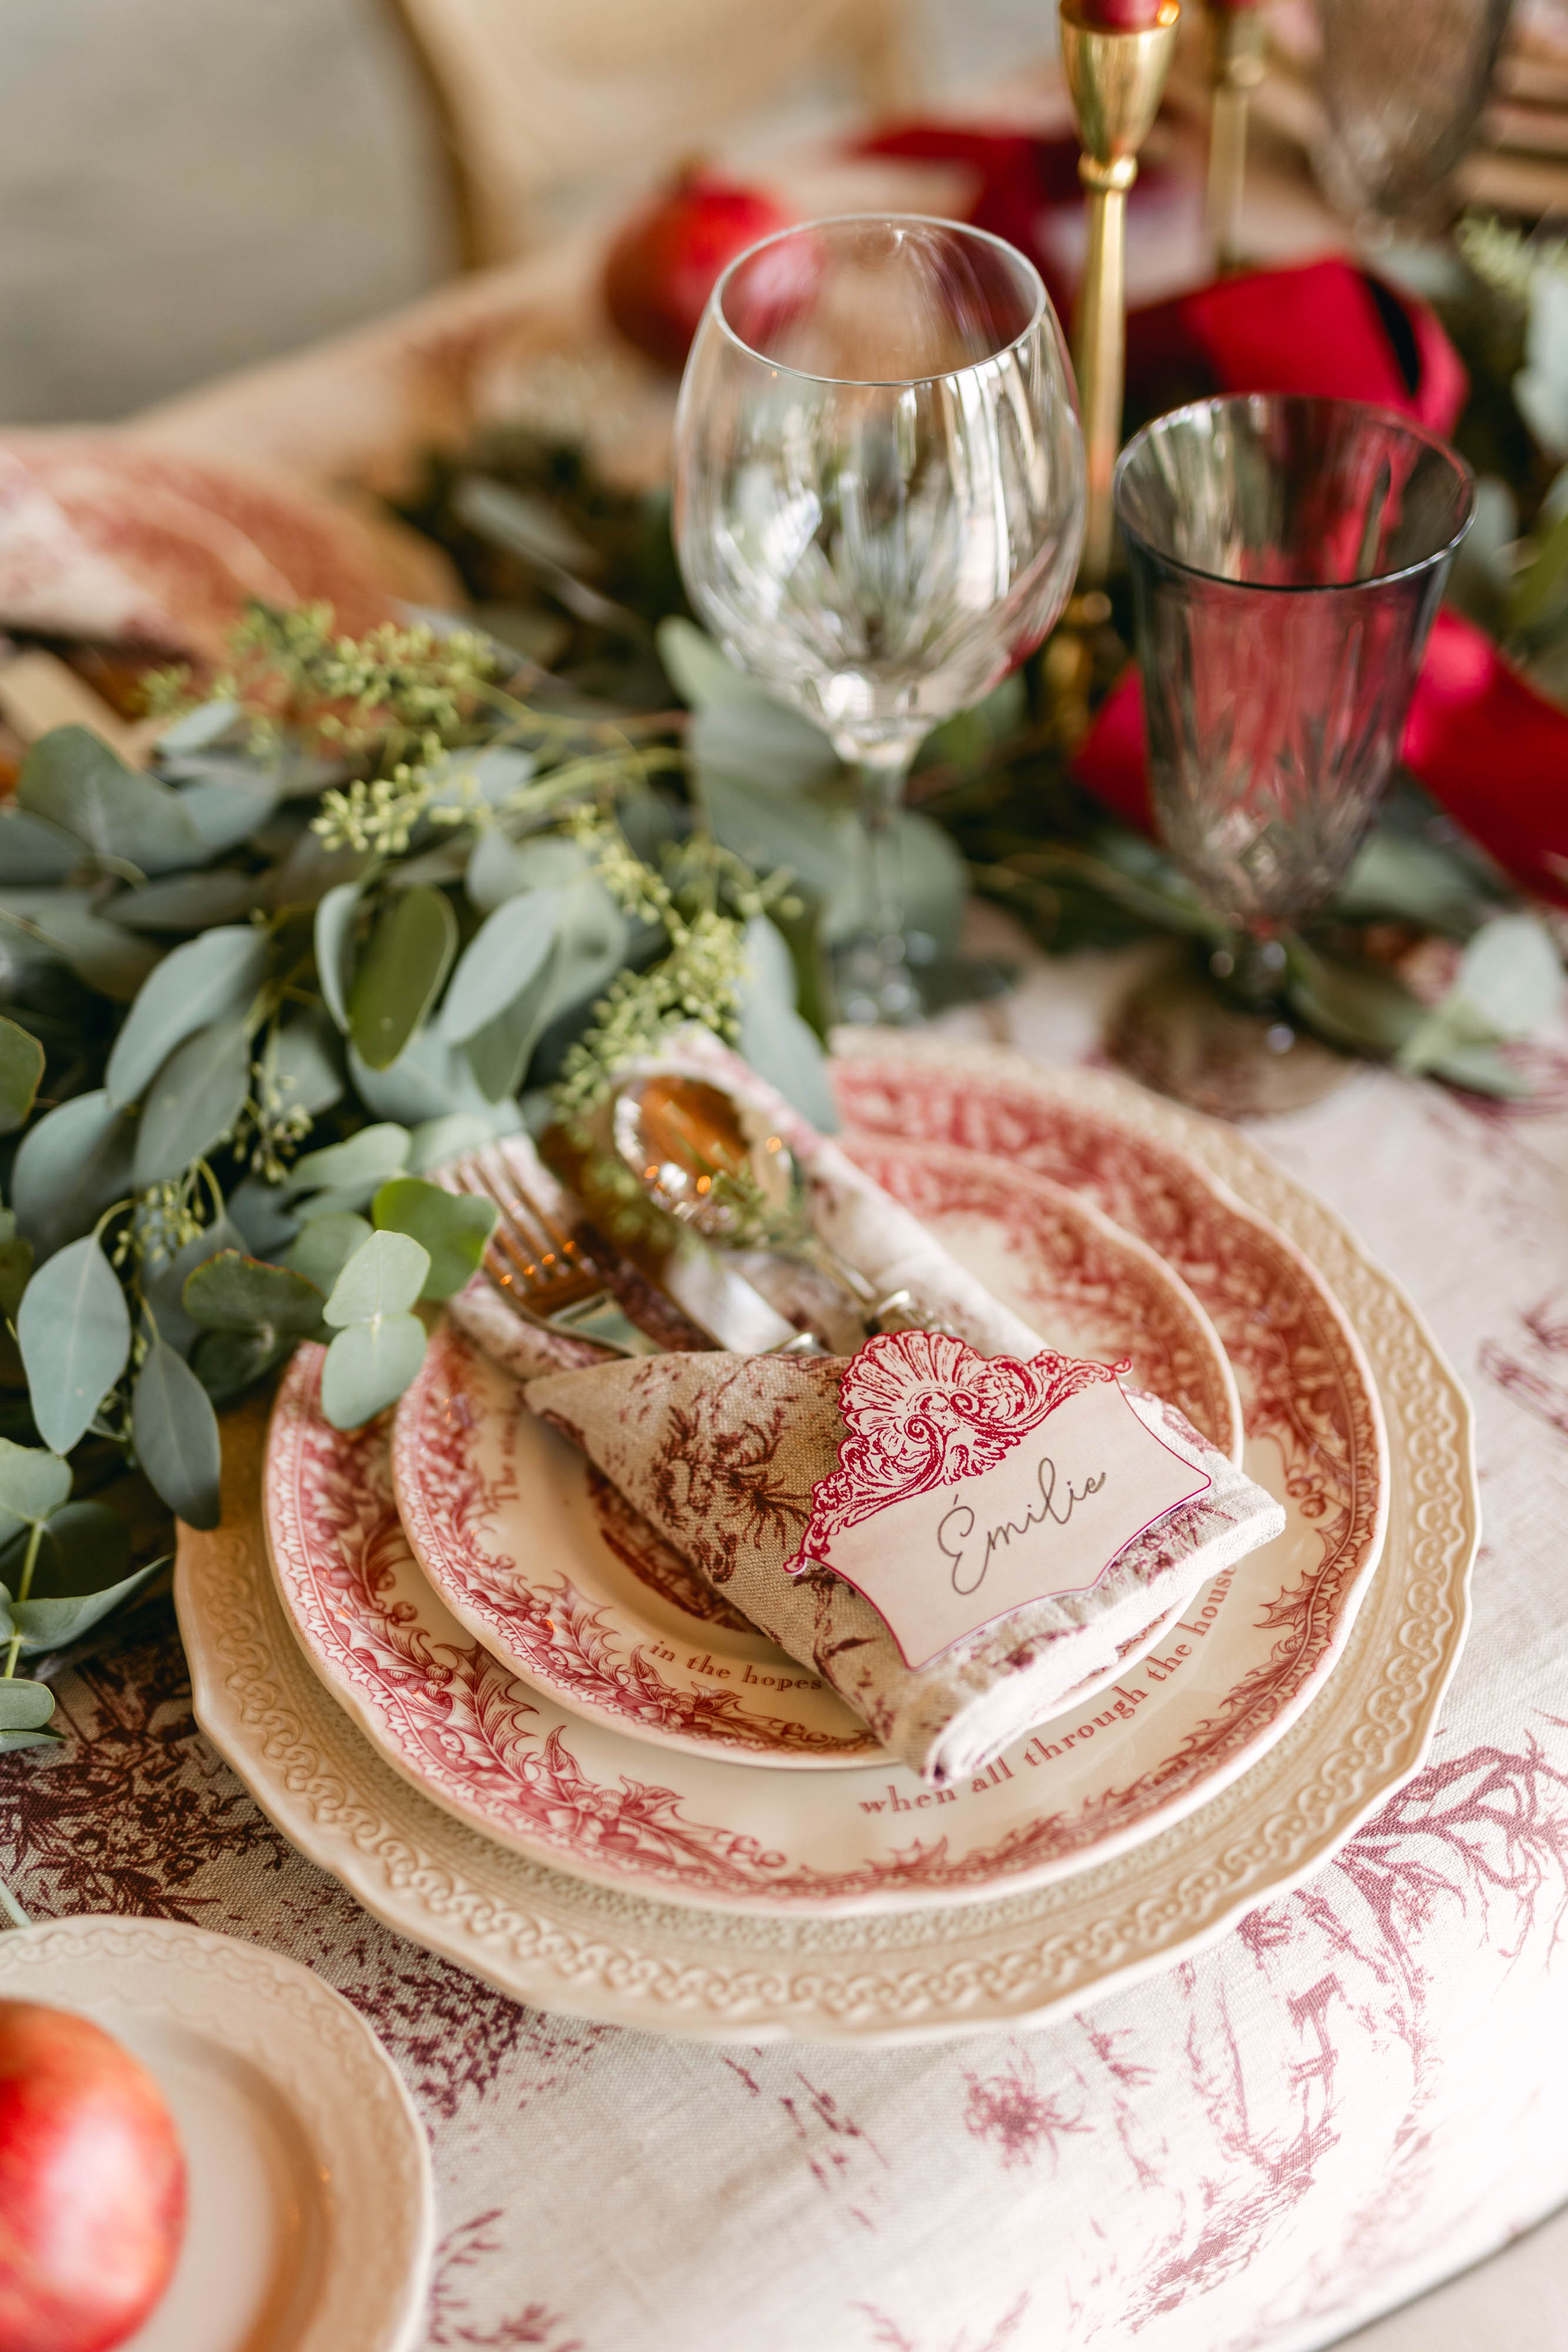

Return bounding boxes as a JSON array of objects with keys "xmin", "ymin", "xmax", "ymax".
[
  {"xmin": 1206, "ymin": 6, "xmax": 1268, "ymax": 272},
  {"xmin": 1058, "ymin": 0, "xmax": 1180, "ymax": 589}
]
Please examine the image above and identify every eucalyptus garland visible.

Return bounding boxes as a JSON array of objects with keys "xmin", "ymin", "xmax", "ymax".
[{"xmin": 0, "ymin": 604, "xmax": 827, "ymax": 1754}]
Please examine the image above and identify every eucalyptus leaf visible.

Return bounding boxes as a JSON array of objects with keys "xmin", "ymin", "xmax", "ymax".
[
  {"xmin": 13, "ymin": 1502, "xmax": 132, "ymax": 1601},
  {"xmin": 285, "ymin": 1124, "xmax": 410, "ymax": 1197},
  {"xmin": 183, "ymin": 1250, "xmax": 326, "ymax": 1338},
  {"xmin": 372, "ymin": 1177, "xmax": 494, "ymax": 1299},
  {"xmin": 192, "ymin": 1326, "xmax": 292, "ymax": 1404},
  {"xmin": 0, "ymin": 1017, "xmax": 44, "ymax": 1134},
  {"xmin": 0, "ymin": 1439, "xmax": 71, "ymax": 1539},
  {"xmin": 1334, "ymin": 831, "xmax": 1492, "ymax": 936},
  {"xmin": 545, "ymin": 878, "xmax": 629, "ymax": 1022},
  {"xmin": 348, "ymin": 1030, "xmax": 521, "ymax": 1131},
  {"xmin": 690, "ymin": 696, "xmax": 837, "ymax": 793},
  {"xmin": 703, "ymin": 777, "xmax": 859, "ymax": 938},
  {"xmin": 0, "ymin": 1505, "xmax": 151, "ymax": 1651},
  {"xmin": 285, "ymin": 1214, "xmax": 372, "ymax": 1296},
  {"xmin": 269, "ymin": 834, "xmax": 370, "ymax": 916},
  {"xmin": 132, "ymin": 1011, "xmax": 255, "ymax": 1189},
  {"xmin": 1449, "ymin": 914, "xmax": 1563, "ymax": 1035},
  {"xmin": 464, "ymin": 828, "xmax": 573, "ymax": 916},
  {"xmin": 176, "ymin": 773, "xmax": 280, "ymax": 858},
  {"xmin": 133, "ymin": 1337, "xmax": 223, "ymax": 1528},
  {"xmin": 349, "ymin": 886, "xmax": 459, "ymax": 1071},
  {"xmin": 1283, "ymin": 941, "xmax": 1425, "ymax": 1058},
  {"xmin": 656, "ymin": 617, "xmax": 754, "ymax": 709},
  {"xmin": 18, "ymin": 727, "xmax": 207, "ymax": 877},
  {"xmin": 440, "ymin": 887, "xmax": 562, "ymax": 1044},
  {"xmin": 16, "ymin": 1235, "xmax": 132, "ymax": 1454},
  {"xmin": 427, "ymin": 746, "xmax": 536, "ymax": 818},
  {"xmin": 143, "ymin": 1214, "xmax": 249, "ymax": 1357},
  {"xmin": 108, "ymin": 871, "xmax": 262, "ymax": 934},
  {"xmin": 0, "ymin": 893, "xmax": 162, "ymax": 1001},
  {"xmin": 463, "ymin": 936, "xmax": 562, "ymax": 1100},
  {"xmin": 0, "ymin": 806, "xmax": 82, "ymax": 886},
  {"xmin": 1420, "ymin": 1035, "xmax": 1534, "ymax": 1096},
  {"xmin": 263, "ymin": 1005, "xmax": 345, "ymax": 1120},
  {"xmin": 0, "ymin": 1231, "xmax": 34, "ymax": 1321},
  {"xmin": 737, "ymin": 914, "xmax": 838, "ymax": 1131},
  {"xmin": 156, "ymin": 698, "xmax": 242, "ymax": 753},
  {"xmin": 314, "ymin": 879, "xmax": 362, "ymax": 1033},
  {"xmin": 320, "ymin": 1312, "xmax": 427, "ymax": 1429},
  {"xmin": 12, "ymin": 1091, "xmax": 136, "ymax": 1261},
  {"xmin": 406, "ymin": 1112, "xmax": 497, "ymax": 1172},
  {"xmin": 226, "ymin": 1174, "xmax": 300, "ymax": 1259},
  {"xmin": 0, "ymin": 1679, "xmax": 54, "ymax": 1733},
  {"xmin": 323, "ymin": 1230, "xmax": 430, "ymax": 1327},
  {"xmin": 105, "ymin": 925, "xmax": 269, "ymax": 1108}
]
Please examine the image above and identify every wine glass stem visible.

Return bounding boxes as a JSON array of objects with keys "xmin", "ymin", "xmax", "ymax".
[{"xmin": 842, "ymin": 747, "xmax": 917, "ymax": 1027}]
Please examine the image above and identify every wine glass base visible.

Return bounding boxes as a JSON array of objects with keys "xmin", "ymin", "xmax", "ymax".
[
  {"xmin": 832, "ymin": 946, "xmax": 1017, "ymax": 1029},
  {"xmin": 1108, "ymin": 948, "xmax": 1356, "ymax": 1120}
]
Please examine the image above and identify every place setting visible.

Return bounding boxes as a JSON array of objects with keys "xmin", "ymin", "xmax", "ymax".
[
  {"xmin": 11, "ymin": 2, "xmax": 1555, "ymax": 2343},
  {"xmin": 169, "ymin": 158, "xmax": 1476, "ymax": 2038}
]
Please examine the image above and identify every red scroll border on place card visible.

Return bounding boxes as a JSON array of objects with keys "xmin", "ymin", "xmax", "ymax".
[{"xmin": 787, "ymin": 1331, "xmax": 1212, "ymax": 1671}]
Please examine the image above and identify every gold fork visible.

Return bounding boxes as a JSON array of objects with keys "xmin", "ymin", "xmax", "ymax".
[{"xmin": 446, "ymin": 1148, "xmax": 651, "ymax": 1356}]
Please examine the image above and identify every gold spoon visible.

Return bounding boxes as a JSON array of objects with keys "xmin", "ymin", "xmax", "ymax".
[{"xmin": 611, "ymin": 1073, "xmax": 932, "ymax": 1337}]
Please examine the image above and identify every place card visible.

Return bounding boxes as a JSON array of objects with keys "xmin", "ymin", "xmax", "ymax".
[{"xmin": 788, "ymin": 1331, "xmax": 1211, "ymax": 1669}]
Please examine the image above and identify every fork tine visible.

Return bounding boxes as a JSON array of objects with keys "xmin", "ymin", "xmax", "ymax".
[
  {"xmin": 482, "ymin": 1149, "xmax": 589, "ymax": 1269},
  {"xmin": 449, "ymin": 1148, "xmax": 609, "ymax": 1312},
  {"xmin": 467, "ymin": 1157, "xmax": 580, "ymax": 1281}
]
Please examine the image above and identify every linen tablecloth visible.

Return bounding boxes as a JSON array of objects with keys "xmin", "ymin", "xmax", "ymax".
[{"xmin": 4, "ymin": 951, "xmax": 1566, "ymax": 2352}]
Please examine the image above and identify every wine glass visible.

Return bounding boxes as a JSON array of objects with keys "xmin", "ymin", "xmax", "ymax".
[
  {"xmin": 1112, "ymin": 393, "xmax": 1474, "ymax": 1109},
  {"xmin": 673, "ymin": 215, "xmax": 1085, "ymax": 1025},
  {"xmin": 1315, "ymin": 0, "xmax": 1513, "ymax": 235}
]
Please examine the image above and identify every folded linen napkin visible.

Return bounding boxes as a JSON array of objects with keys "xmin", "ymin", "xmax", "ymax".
[
  {"xmin": 526, "ymin": 1345, "xmax": 1285, "ymax": 1785},
  {"xmin": 446, "ymin": 1029, "xmax": 1051, "ymax": 1379}
]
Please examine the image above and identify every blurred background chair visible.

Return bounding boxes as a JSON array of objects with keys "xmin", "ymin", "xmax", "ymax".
[{"xmin": 382, "ymin": 0, "xmax": 919, "ymax": 265}]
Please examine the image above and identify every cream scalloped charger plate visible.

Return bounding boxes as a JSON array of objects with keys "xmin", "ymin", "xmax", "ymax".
[
  {"xmin": 0, "ymin": 1916, "xmax": 433, "ymax": 2351},
  {"xmin": 259, "ymin": 1098, "xmax": 1378, "ymax": 1919},
  {"xmin": 176, "ymin": 1048, "xmax": 1475, "ymax": 2033}
]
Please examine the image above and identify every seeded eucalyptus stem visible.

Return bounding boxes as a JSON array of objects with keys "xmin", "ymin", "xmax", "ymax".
[{"xmin": 2, "ymin": 1519, "xmax": 44, "ymax": 1681}]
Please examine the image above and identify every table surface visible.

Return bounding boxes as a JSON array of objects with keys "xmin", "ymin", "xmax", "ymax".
[{"xmin": 4, "ymin": 950, "xmax": 1567, "ymax": 2352}]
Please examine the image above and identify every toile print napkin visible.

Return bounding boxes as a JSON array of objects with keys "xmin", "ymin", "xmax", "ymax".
[
  {"xmin": 526, "ymin": 1342, "xmax": 1285, "ymax": 1786},
  {"xmin": 444, "ymin": 1030, "xmax": 1049, "ymax": 1379}
]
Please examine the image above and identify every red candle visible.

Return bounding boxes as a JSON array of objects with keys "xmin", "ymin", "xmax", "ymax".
[{"xmin": 1074, "ymin": 0, "xmax": 1168, "ymax": 22}]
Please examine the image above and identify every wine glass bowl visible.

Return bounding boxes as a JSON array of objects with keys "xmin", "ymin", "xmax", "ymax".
[
  {"xmin": 1115, "ymin": 395, "xmax": 1475, "ymax": 937},
  {"xmin": 1314, "ymin": 0, "xmax": 1513, "ymax": 234},
  {"xmin": 674, "ymin": 215, "xmax": 1085, "ymax": 1021}
]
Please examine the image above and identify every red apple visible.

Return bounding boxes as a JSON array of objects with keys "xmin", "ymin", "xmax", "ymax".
[
  {"xmin": 603, "ymin": 168, "xmax": 790, "ymax": 372},
  {"xmin": 0, "ymin": 2002, "xmax": 186, "ymax": 2352}
]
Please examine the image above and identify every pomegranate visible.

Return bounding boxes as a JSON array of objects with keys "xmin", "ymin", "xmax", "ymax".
[
  {"xmin": 0, "ymin": 2002, "xmax": 186, "ymax": 2352},
  {"xmin": 603, "ymin": 168, "xmax": 790, "ymax": 372}
]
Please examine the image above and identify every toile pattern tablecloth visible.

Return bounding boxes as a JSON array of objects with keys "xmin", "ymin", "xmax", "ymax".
[{"xmin": 4, "ymin": 954, "xmax": 1567, "ymax": 2352}]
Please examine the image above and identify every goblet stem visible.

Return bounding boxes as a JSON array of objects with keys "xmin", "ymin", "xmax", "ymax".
[{"xmin": 839, "ymin": 745, "xmax": 918, "ymax": 1028}]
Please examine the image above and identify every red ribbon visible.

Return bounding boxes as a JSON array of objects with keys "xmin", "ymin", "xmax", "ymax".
[{"xmin": 1075, "ymin": 612, "xmax": 1568, "ymax": 908}]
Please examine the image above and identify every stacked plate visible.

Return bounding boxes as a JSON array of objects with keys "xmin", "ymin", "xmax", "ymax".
[{"xmin": 174, "ymin": 1035, "xmax": 1478, "ymax": 2043}]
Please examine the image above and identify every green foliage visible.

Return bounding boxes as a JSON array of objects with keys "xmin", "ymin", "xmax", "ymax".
[
  {"xmin": 17, "ymin": 1237, "xmax": 131, "ymax": 1454},
  {"xmin": 0, "ymin": 595, "xmax": 838, "ymax": 1732},
  {"xmin": 0, "ymin": 1018, "xmax": 44, "ymax": 1134},
  {"xmin": 348, "ymin": 886, "xmax": 458, "ymax": 1070},
  {"xmin": 372, "ymin": 1177, "xmax": 495, "ymax": 1299}
]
